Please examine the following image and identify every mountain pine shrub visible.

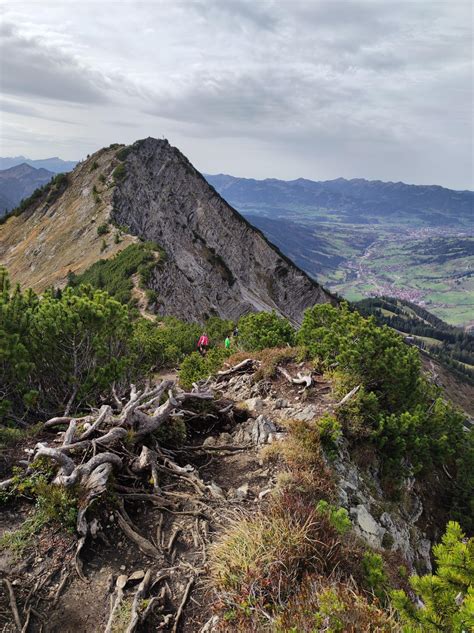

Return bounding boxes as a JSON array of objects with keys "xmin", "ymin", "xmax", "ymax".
[
  {"xmin": 238, "ymin": 311, "xmax": 294, "ymax": 351},
  {"xmin": 392, "ymin": 521, "xmax": 474, "ymax": 632},
  {"xmin": 298, "ymin": 303, "xmax": 421, "ymax": 412}
]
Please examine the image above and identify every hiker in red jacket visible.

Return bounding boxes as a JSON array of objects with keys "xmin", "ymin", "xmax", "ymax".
[{"xmin": 198, "ymin": 333, "xmax": 209, "ymax": 356}]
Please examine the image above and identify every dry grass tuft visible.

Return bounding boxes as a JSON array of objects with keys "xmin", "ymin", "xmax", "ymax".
[{"xmin": 222, "ymin": 347, "xmax": 300, "ymax": 381}]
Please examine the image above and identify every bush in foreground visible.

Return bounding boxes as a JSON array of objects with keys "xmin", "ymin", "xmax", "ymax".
[{"xmin": 392, "ymin": 521, "xmax": 474, "ymax": 632}]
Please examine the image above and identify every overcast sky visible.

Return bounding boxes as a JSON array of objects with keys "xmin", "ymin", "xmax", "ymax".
[{"xmin": 0, "ymin": 0, "xmax": 472, "ymax": 189}]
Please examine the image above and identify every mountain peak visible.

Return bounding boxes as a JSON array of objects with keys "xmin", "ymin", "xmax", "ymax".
[{"xmin": 0, "ymin": 140, "xmax": 333, "ymax": 323}]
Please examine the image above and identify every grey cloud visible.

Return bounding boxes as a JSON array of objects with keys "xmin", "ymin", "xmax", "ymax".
[
  {"xmin": 0, "ymin": 0, "xmax": 471, "ymax": 189},
  {"xmin": 0, "ymin": 23, "xmax": 108, "ymax": 104},
  {"xmin": 189, "ymin": 0, "xmax": 278, "ymax": 31},
  {"xmin": 0, "ymin": 98, "xmax": 76, "ymax": 124}
]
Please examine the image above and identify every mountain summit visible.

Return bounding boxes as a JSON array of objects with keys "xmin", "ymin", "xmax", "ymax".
[{"xmin": 0, "ymin": 138, "xmax": 332, "ymax": 322}]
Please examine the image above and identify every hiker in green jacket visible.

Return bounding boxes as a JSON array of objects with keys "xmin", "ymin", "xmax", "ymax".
[{"xmin": 224, "ymin": 336, "xmax": 231, "ymax": 350}]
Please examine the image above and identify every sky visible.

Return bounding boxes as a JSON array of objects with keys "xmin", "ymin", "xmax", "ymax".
[{"xmin": 0, "ymin": 0, "xmax": 472, "ymax": 189}]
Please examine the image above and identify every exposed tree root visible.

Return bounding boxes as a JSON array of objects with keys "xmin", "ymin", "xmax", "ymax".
[
  {"xmin": 172, "ymin": 576, "xmax": 195, "ymax": 633},
  {"xmin": 277, "ymin": 365, "xmax": 312, "ymax": 387},
  {"xmin": 3, "ymin": 579, "xmax": 22, "ymax": 631}
]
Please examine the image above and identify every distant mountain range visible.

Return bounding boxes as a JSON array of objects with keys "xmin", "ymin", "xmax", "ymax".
[
  {"xmin": 0, "ymin": 156, "xmax": 78, "ymax": 174},
  {"xmin": 206, "ymin": 174, "xmax": 473, "ymax": 227},
  {"xmin": 206, "ymin": 173, "xmax": 474, "ymax": 327},
  {"xmin": 0, "ymin": 163, "xmax": 54, "ymax": 214}
]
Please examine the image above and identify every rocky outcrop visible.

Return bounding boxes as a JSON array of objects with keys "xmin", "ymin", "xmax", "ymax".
[
  {"xmin": 209, "ymin": 361, "xmax": 434, "ymax": 573},
  {"xmin": 112, "ymin": 138, "xmax": 333, "ymax": 323}
]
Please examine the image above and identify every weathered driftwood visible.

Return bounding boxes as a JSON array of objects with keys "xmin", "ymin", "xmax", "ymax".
[
  {"xmin": 216, "ymin": 358, "xmax": 258, "ymax": 380},
  {"xmin": 125, "ymin": 569, "xmax": 153, "ymax": 633},
  {"xmin": 116, "ymin": 512, "xmax": 162, "ymax": 559},
  {"xmin": 171, "ymin": 576, "xmax": 195, "ymax": 633},
  {"xmin": 3, "ymin": 578, "xmax": 23, "ymax": 631},
  {"xmin": 277, "ymin": 366, "xmax": 312, "ymax": 388},
  {"xmin": 335, "ymin": 385, "xmax": 361, "ymax": 407}
]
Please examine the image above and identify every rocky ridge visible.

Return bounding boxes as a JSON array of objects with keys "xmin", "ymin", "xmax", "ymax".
[
  {"xmin": 111, "ymin": 138, "xmax": 332, "ymax": 323},
  {"xmin": 0, "ymin": 138, "xmax": 333, "ymax": 323}
]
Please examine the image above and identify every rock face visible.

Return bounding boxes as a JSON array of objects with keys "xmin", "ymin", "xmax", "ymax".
[{"xmin": 112, "ymin": 138, "xmax": 333, "ymax": 323}]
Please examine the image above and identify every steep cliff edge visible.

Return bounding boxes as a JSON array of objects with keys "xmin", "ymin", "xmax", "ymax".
[{"xmin": 111, "ymin": 138, "xmax": 333, "ymax": 322}]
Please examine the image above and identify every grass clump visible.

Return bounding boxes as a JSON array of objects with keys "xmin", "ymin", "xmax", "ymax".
[
  {"xmin": 97, "ymin": 223, "xmax": 109, "ymax": 236},
  {"xmin": 68, "ymin": 242, "xmax": 159, "ymax": 305},
  {"xmin": 209, "ymin": 501, "xmax": 365, "ymax": 626},
  {"xmin": 209, "ymin": 510, "xmax": 317, "ymax": 601},
  {"xmin": 92, "ymin": 185, "xmax": 101, "ymax": 204},
  {"xmin": 111, "ymin": 597, "xmax": 133, "ymax": 632},
  {"xmin": 113, "ymin": 164, "xmax": 126, "ymax": 183},
  {"xmin": 0, "ymin": 510, "xmax": 49, "ymax": 557},
  {"xmin": 0, "ymin": 480, "xmax": 78, "ymax": 557}
]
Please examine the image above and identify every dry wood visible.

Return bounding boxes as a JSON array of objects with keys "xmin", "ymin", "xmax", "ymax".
[
  {"xmin": 3, "ymin": 579, "xmax": 22, "ymax": 631},
  {"xmin": 62, "ymin": 419, "xmax": 77, "ymax": 446},
  {"xmin": 116, "ymin": 512, "xmax": 162, "ymax": 559},
  {"xmin": 335, "ymin": 384, "xmax": 361, "ymax": 407},
  {"xmin": 216, "ymin": 358, "xmax": 257, "ymax": 379},
  {"xmin": 34, "ymin": 443, "xmax": 76, "ymax": 475},
  {"xmin": 125, "ymin": 569, "xmax": 152, "ymax": 633},
  {"xmin": 79, "ymin": 405, "xmax": 112, "ymax": 440},
  {"xmin": 52, "ymin": 567, "xmax": 70, "ymax": 605},
  {"xmin": 172, "ymin": 576, "xmax": 195, "ymax": 633},
  {"xmin": 20, "ymin": 608, "xmax": 31, "ymax": 633},
  {"xmin": 0, "ymin": 477, "xmax": 14, "ymax": 490},
  {"xmin": 104, "ymin": 574, "xmax": 128, "ymax": 633},
  {"xmin": 166, "ymin": 525, "xmax": 181, "ymax": 555},
  {"xmin": 277, "ymin": 366, "xmax": 312, "ymax": 387}
]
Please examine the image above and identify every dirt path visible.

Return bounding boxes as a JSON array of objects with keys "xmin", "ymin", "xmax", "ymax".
[{"xmin": 0, "ymin": 363, "xmax": 333, "ymax": 632}]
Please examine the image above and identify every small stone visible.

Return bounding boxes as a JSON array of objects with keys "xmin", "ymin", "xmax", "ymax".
[
  {"xmin": 243, "ymin": 397, "xmax": 264, "ymax": 413},
  {"xmin": 207, "ymin": 482, "xmax": 225, "ymax": 499},
  {"xmin": 203, "ymin": 436, "xmax": 216, "ymax": 447},
  {"xmin": 120, "ymin": 565, "xmax": 126, "ymax": 571},
  {"xmin": 116, "ymin": 574, "xmax": 128, "ymax": 589},
  {"xmin": 217, "ymin": 432, "xmax": 232, "ymax": 445},
  {"xmin": 235, "ymin": 483, "xmax": 249, "ymax": 500},
  {"xmin": 37, "ymin": 557, "xmax": 43, "ymax": 562},
  {"xmin": 128, "ymin": 570, "xmax": 145, "ymax": 582}
]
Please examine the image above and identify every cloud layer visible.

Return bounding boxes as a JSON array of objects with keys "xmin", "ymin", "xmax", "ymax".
[{"xmin": 0, "ymin": 0, "xmax": 472, "ymax": 188}]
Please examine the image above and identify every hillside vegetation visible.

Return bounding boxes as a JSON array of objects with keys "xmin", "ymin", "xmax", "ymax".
[
  {"xmin": 0, "ymin": 145, "xmax": 136, "ymax": 292},
  {"xmin": 356, "ymin": 296, "xmax": 474, "ymax": 384},
  {"xmin": 1, "ymin": 267, "xmax": 472, "ymax": 630}
]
